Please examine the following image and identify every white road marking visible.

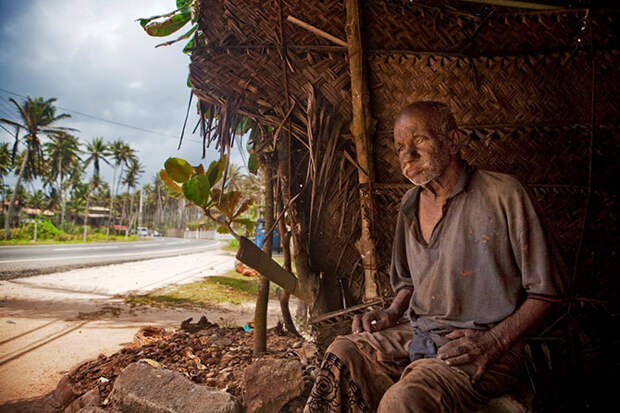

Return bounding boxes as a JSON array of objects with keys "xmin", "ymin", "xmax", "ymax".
[
  {"xmin": 0, "ymin": 243, "xmax": 222, "ymax": 264},
  {"xmin": 53, "ymin": 246, "xmax": 120, "ymax": 251}
]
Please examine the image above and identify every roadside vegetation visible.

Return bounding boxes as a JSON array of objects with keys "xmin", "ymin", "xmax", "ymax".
[
  {"xmin": 0, "ymin": 95, "xmax": 262, "ymax": 243},
  {"xmin": 124, "ymin": 270, "xmax": 279, "ymax": 307}
]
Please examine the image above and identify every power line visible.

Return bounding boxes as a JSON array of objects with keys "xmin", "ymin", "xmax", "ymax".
[{"xmin": 0, "ymin": 87, "xmax": 203, "ymax": 144}]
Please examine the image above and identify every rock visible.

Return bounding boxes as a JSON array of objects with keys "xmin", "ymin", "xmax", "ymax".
[
  {"xmin": 212, "ymin": 336, "xmax": 233, "ymax": 347},
  {"xmin": 75, "ymin": 408, "xmax": 107, "ymax": 413},
  {"xmin": 53, "ymin": 374, "xmax": 81, "ymax": 410},
  {"xmin": 64, "ymin": 387, "xmax": 100, "ymax": 413},
  {"xmin": 108, "ymin": 361, "xmax": 241, "ymax": 413},
  {"xmin": 243, "ymin": 358, "xmax": 303, "ymax": 413},
  {"xmin": 294, "ymin": 343, "xmax": 318, "ymax": 364}
]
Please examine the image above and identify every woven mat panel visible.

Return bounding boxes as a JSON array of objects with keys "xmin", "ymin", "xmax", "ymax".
[
  {"xmin": 363, "ymin": 1, "xmax": 477, "ymax": 53},
  {"xmin": 597, "ymin": 50, "xmax": 620, "ymax": 124},
  {"xmin": 373, "ymin": 186, "xmax": 410, "ymax": 296},
  {"xmin": 576, "ymin": 192, "xmax": 619, "ymax": 299},
  {"xmin": 368, "ymin": 52, "xmax": 593, "ymax": 133},
  {"xmin": 286, "ymin": 49, "xmax": 352, "ymax": 121},
  {"xmin": 190, "ymin": 48, "xmax": 285, "ymax": 116},
  {"xmin": 460, "ymin": 126, "xmax": 591, "ymax": 186},
  {"xmin": 592, "ymin": 125, "xmax": 620, "ymax": 193},
  {"xmin": 199, "ymin": 0, "xmax": 346, "ymax": 47},
  {"xmin": 364, "ymin": 3, "xmax": 616, "ymax": 55}
]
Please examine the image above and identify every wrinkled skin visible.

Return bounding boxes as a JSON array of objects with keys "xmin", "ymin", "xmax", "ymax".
[{"xmin": 437, "ymin": 329, "xmax": 505, "ymax": 383}]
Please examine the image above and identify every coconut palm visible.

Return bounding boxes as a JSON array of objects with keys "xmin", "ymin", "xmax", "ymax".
[
  {"xmin": 122, "ymin": 158, "xmax": 144, "ymax": 238},
  {"xmin": 0, "ymin": 96, "xmax": 73, "ymax": 239},
  {"xmin": 0, "ymin": 142, "xmax": 11, "ymax": 182},
  {"xmin": 106, "ymin": 140, "xmax": 135, "ymax": 239},
  {"xmin": 44, "ymin": 132, "xmax": 81, "ymax": 229},
  {"xmin": 82, "ymin": 137, "xmax": 110, "ymax": 239},
  {"xmin": 83, "ymin": 137, "xmax": 110, "ymax": 179}
]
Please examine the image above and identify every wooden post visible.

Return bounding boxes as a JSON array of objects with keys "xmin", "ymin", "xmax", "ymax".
[{"xmin": 345, "ymin": 0, "xmax": 378, "ymax": 300}]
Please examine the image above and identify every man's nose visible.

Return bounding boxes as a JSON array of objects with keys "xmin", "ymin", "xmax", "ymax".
[{"xmin": 400, "ymin": 145, "xmax": 419, "ymax": 161}]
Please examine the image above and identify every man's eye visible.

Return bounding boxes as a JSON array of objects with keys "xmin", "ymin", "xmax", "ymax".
[{"xmin": 414, "ymin": 136, "xmax": 425, "ymax": 144}]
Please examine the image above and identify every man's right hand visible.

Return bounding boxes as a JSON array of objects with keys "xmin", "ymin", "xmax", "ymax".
[{"xmin": 351, "ymin": 309, "xmax": 399, "ymax": 334}]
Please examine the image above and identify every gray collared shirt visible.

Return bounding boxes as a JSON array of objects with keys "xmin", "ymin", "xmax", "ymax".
[{"xmin": 390, "ymin": 164, "xmax": 566, "ymax": 339}]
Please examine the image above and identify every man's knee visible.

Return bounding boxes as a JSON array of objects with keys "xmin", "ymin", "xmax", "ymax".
[
  {"xmin": 324, "ymin": 335, "xmax": 361, "ymax": 362},
  {"xmin": 378, "ymin": 380, "xmax": 442, "ymax": 413}
]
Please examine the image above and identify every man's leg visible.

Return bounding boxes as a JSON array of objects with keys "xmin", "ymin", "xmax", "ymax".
[
  {"xmin": 304, "ymin": 323, "xmax": 411, "ymax": 413},
  {"xmin": 377, "ymin": 348, "xmax": 524, "ymax": 413}
]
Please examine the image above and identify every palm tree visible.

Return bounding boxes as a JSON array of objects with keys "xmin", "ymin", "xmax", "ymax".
[
  {"xmin": 44, "ymin": 132, "xmax": 81, "ymax": 230},
  {"xmin": 122, "ymin": 158, "xmax": 144, "ymax": 238},
  {"xmin": 82, "ymin": 137, "xmax": 110, "ymax": 240},
  {"xmin": 106, "ymin": 140, "xmax": 135, "ymax": 239},
  {"xmin": 0, "ymin": 142, "xmax": 11, "ymax": 182},
  {"xmin": 0, "ymin": 96, "xmax": 73, "ymax": 239}
]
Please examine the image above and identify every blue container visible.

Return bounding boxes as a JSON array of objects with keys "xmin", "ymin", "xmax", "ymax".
[
  {"xmin": 255, "ymin": 219, "xmax": 265, "ymax": 248},
  {"xmin": 273, "ymin": 227, "xmax": 281, "ymax": 253}
]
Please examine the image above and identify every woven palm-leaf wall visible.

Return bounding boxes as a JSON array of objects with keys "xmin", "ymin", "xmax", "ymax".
[{"xmin": 189, "ymin": 0, "xmax": 619, "ymax": 311}]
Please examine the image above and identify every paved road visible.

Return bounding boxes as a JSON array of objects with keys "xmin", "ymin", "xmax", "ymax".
[{"xmin": 0, "ymin": 238, "xmax": 224, "ymax": 278}]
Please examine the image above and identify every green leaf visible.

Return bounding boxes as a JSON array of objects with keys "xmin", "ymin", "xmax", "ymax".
[
  {"xmin": 165, "ymin": 157, "xmax": 193, "ymax": 183},
  {"xmin": 159, "ymin": 169, "xmax": 182, "ymax": 194},
  {"xmin": 155, "ymin": 24, "xmax": 197, "ymax": 48},
  {"xmin": 233, "ymin": 218, "xmax": 255, "ymax": 234},
  {"xmin": 182, "ymin": 178, "xmax": 200, "ymax": 206},
  {"xmin": 216, "ymin": 226, "xmax": 229, "ymax": 234},
  {"xmin": 248, "ymin": 153, "xmax": 259, "ymax": 175},
  {"xmin": 177, "ymin": 0, "xmax": 193, "ymax": 9},
  {"xmin": 182, "ymin": 174, "xmax": 211, "ymax": 207},
  {"xmin": 206, "ymin": 157, "xmax": 225, "ymax": 188},
  {"xmin": 144, "ymin": 11, "xmax": 191, "ymax": 37}
]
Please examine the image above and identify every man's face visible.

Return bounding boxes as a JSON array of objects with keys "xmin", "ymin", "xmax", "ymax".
[{"xmin": 393, "ymin": 110, "xmax": 451, "ymax": 186}]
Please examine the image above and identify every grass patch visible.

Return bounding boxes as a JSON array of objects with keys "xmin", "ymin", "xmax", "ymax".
[{"xmin": 125, "ymin": 270, "xmax": 280, "ymax": 308}]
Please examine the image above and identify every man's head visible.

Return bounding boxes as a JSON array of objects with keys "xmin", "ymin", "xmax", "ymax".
[{"xmin": 393, "ymin": 101, "xmax": 461, "ymax": 186}]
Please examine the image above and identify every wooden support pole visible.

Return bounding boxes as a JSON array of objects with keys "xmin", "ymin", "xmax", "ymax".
[{"xmin": 345, "ymin": 0, "xmax": 378, "ymax": 301}]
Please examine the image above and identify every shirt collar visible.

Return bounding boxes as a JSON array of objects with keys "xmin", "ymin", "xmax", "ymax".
[{"xmin": 400, "ymin": 162, "xmax": 475, "ymax": 217}]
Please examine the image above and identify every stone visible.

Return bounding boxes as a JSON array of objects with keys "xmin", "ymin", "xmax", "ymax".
[
  {"xmin": 108, "ymin": 361, "xmax": 241, "ymax": 413},
  {"xmin": 75, "ymin": 408, "xmax": 107, "ymax": 413},
  {"xmin": 64, "ymin": 387, "xmax": 100, "ymax": 413},
  {"xmin": 243, "ymin": 358, "xmax": 304, "ymax": 413},
  {"xmin": 53, "ymin": 374, "xmax": 81, "ymax": 410}
]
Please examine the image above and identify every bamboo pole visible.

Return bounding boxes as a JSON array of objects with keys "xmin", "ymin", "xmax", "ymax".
[
  {"xmin": 345, "ymin": 0, "xmax": 378, "ymax": 301},
  {"xmin": 286, "ymin": 15, "xmax": 348, "ymax": 47}
]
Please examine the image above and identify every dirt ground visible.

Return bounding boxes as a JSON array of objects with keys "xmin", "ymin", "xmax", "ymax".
[{"xmin": 0, "ymin": 250, "xmax": 288, "ymax": 405}]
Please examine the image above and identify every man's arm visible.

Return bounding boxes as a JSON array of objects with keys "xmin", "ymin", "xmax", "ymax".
[
  {"xmin": 352, "ymin": 287, "xmax": 413, "ymax": 334},
  {"xmin": 437, "ymin": 298, "xmax": 555, "ymax": 383}
]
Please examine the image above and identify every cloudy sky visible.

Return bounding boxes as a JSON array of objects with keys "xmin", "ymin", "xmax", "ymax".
[{"xmin": 0, "ymin": 0, "xmax": 245, "ymax": 188}]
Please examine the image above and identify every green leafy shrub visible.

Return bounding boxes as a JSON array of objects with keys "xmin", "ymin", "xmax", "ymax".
[{"xmin": 16, "ymin": 220, "xmax": 65, "ymax": 240}]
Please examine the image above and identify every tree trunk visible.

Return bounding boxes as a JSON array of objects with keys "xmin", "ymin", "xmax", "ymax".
[
  {"xmin": 156, "ymin": 180, "xmax": 162, "ymax": 229},
  {"xmin": 58, "ymin": 157, "xmax": 65, "ymax": 231},
  {"xmin": 5, "ymin": 148, "xmax": 29, "ymax": 240},
  {"xmin": 125, "ymin": 186, "xmax": 133, "ymax": 240},
  {"xmin": 83, "ymin": 189, "xmax": 90, "ymax": 241},
  {"xmin": 106, "ymin": 164, "xmax": 118, "ymax": 240},
  {"xmin": 254, "ymin": 163, "xmax": 274, "ymax": 356},
  {"xmin": 276, "ymin": 193, "xmax": 300, "ymax": 336}
]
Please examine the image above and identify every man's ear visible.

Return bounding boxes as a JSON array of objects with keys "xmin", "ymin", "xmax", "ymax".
[{"xmin": 447, "ymin": 129, "xmax": 461, "ymax": 155}]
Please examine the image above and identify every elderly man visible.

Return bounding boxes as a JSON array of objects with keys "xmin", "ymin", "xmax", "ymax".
[{"xmin": 304, "ymin": 102, "xmax": 566, "ymax": 412}]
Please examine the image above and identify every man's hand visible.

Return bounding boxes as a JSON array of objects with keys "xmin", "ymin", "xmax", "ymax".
[
  {"xmin": 351, "ymin": 309, "xmax": 399, "ymax": 334},
  {"xmin": 437, "ymin": 329, "xmax": 505, "ymax": 383}
]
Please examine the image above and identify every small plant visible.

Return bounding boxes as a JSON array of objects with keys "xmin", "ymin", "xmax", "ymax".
[
  {"xmin": 17, "ymin": 219, "xmax": 64, "ymax": 240},
  {"xmin": 160, "ymin": 157, "xmax": 255, "ymax": 238}
]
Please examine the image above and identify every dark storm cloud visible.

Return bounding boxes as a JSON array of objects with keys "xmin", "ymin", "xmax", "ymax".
[{"xmin": 0, "ymin": 0, "xmax": 238, "ymax": 186}]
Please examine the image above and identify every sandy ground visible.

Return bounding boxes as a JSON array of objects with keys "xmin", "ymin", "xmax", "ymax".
[{"xmin": 0, "ymin": 249, "xmax": 287, "ymax": 405}]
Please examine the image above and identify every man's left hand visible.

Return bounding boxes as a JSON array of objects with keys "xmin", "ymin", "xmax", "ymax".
[{"xmin": 436, "ymin": 329, "xmax": 505, "ymax": 384}]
